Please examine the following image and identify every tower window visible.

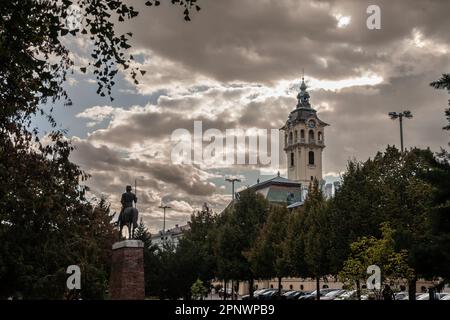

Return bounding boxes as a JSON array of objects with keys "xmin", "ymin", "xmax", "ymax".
[
  {"xmin": 300, "ymin": 129, "xmax": 305, "ymax": 139},
  {"xmin": 309, "ymin": 151, "xmax": 315, "ymax": 165},
  {"xmin": 289, "ymin": 132, "xmax": 293, "ymax": 145},
  {"xmin": 294, "ymin": 130, "xmax": 298, "ymax": 142},
  {"xmin": 309, "ymin": 130, "xmax": 314, "ymax": 142},
  {"xmin": 290, "ymin": 152, "xmax": 295, "ymax": 167},
  {"xmin": 318, "ymin": 131, "xmax": 323, "ymax": 141}
]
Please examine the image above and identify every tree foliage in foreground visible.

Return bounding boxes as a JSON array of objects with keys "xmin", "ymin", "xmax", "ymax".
[
  {"xmin": 339, "ymin": 223, "xmax": 414, "ymax": 300},
  {"xmin": 430, "ymin": 73, "xmax": 450, "ymax": 160},
  {"xmin": 246, "ymin": 205, "xmax": 290, "ymax": 294},
  {"xmin": 0, "ymin": 0, "xmax": 200, "ymax": 299}
]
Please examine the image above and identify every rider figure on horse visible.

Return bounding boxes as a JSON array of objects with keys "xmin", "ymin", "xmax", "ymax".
[{"xmin": 119, "ymin": 185, "xmax": 137, "ymax": 223}]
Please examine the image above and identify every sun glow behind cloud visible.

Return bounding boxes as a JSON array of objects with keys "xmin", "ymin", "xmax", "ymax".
[
  {"xmin": 334, "ymin": 14, "xmax": 351, "ymax": 28},
  {"xmin": 307, "ymin": 74, "xmax": 384, "ymax": 91}
]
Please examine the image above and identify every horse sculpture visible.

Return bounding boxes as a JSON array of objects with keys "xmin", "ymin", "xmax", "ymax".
[{"xmin": 118, "ymin": 207, "xmax": 139, "ymax": 239}]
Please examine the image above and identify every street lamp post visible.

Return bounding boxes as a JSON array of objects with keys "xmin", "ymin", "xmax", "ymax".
[
  {"xmin": 225, "ymin": 177, "xmax": 241, "ymax": 201},
  {"xmin": 159, "ymin": 205, "xmax": 171, "ymax": 237},
  {"xmin": 134, "ymin": 179, "xmax": 137, "ymax": 210},
  {"xmin": 224, "ymin": 177, "xmax": 241, "ymax": 301},
  {"xmin": 388, "ymin": 111, "xmax": 413, "ymax": 152},
  {"xmin": 134, "ymin": 176, "xmax": 146, "ymax": 210}
]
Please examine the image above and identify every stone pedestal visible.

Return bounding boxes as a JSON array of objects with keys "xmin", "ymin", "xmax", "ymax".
[{"xmin": 109, "ymin": 240, "xmax": 145, "ymax": 300}]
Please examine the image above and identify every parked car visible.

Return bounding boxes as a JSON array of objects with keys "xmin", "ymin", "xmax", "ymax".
[
  {"xmin": 334, "ymin": 290, "xmax": 355, "ymax": 300},
  {"xmin": 335, "ymin": 290, "xmax": 370, "ymax": 300},
  {"xmin": 283, "ymin": 290, "xmax": 308, "ymax": 300},
  {"xmin": 417, "ymin": 293, "xmax": 431, "ymax": 300},
  {"xmin": 417, "ymin": 292, "xmax": 450, "ymax": 300},
  {"xmin": 241, "ymin": 288, "xmax": 271, "ymax": 300},
  {"xmin": 392, "ymin": 292, "xmax": 424, "ymax": 300},
  {"xmin": 394, "ymin": 291, "xmax": 409, "ymax": 300},
  {"xmin": 258, "ymin": 289, "xmax": 282, "ymax": 300},
  {"xmin": 299, "ymin": 288, "xmax": 338, "ymax": 300},
  {"xmin": 440, "ymin": 294, "xmax": 450, "ymax": 300},
  {"xmin": 321, "ymin": 289, "xmax": 347, "ymax": 300}
]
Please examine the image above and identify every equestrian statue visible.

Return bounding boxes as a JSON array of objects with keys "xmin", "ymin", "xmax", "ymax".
[{"xmin": 118, "ymin": 185, "xmax": 139, "ymax": 239}]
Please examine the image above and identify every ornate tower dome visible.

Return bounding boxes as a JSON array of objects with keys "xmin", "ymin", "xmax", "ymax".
[{"xmin": 280, "ymin": 77, "xmax": 329, "ymax": 187}]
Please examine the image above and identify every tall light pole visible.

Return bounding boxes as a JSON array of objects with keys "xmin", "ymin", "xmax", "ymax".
[
  {"xmin": 159, "ymin": 204, "xmax": 171, "ymax": 235},
  {"xmin": 225, "ymin": 177, "xmax": 240, "ymax": 301},
  {"xmin": 225, "ymin": 177, "xmax": 241, "ymax": 200},
  {"xmin": 134, "ymin": 176, "xmax": 146, "ymax": 210},
  {"xmin": 134, "ymin": 179, "xmax": 137, "ymax": 210},
  {"xmin": 388, "ymin": 110, "xmax": 413, "ymax": 152}
]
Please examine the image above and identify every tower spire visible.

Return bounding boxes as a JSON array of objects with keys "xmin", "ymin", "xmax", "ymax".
[{"xmin": 297, "ymin": 74, "xmax": 311, "ymax": 108}]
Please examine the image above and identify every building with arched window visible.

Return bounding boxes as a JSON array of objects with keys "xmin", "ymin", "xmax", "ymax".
[
  {"xmin": 280, "ymin": 77, "xmax": 329, "ymax": 188},
  {"xmin": 308, "ymin": 150, "xmax": 315, "ymax": 165},
  {"xmin": 230, "ymin": 77, "xmax": 332, "ymax": 297}
]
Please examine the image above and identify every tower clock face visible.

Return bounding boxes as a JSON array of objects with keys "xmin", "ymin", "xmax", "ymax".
[{"xmin": 308, "ymin": 120, "xmax": 316, "ymax": 128}]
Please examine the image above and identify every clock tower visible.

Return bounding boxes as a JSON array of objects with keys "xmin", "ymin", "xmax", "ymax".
[{"xmin": 281, "ymin": 78, "xmax": 329, "ymax": 187}]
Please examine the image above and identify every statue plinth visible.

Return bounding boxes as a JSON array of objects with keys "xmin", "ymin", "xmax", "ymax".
[{"xmin": 109, "ymin": 240, "xmax": 145, "ymax": 300}]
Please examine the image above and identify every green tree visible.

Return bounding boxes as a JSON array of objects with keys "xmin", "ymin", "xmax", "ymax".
[
  {"xmin": 411, "ymin": 151, "xmax": 450, "ymax": 287},
  {"xmin": 191, "ymin": 278, "xmax": 208, "ymax": 300},
  {"xmin": 430, "ymin": 73, "xmax": 450, "ymax": 160},
  {"xmin": 303, "ymin": 179, "xmax": 332, "ymax": 300},
  {"xmin": 180, "ymin": 203, "xmax": 217, "ymax": 283},
  {"xmin": 214, "ymin": 190, "xmax": 269, "ymax": 298},
  {"xmin": 339, "ymin": 224, "xmax": 414, "ymax": 300},
  {"xmin": 328, "ymin": 146, "xmax": 446, "ymax": 300},
  {"xmin": 0, "ymin": 0, "xmax": 201, "ymax": 299},
  {"xmin": 1, "ymin": 0, "xmax": 200, "ymax": 133},
  {"xmin": 133, "ymin": 218, "xmax": 162, "ymax": 298},
  {"xmin": 141, "ymin": 204, "xmax": 218, "ymax": 300},
  {"xmin": 283, "ymin": 208, "xmax": 309, "ymax": 282},
  {"xmin": 327, "ymin": 160, "xmax": 383, "ymax": 274},
  {"xmin": 246, "ymin": 205, "xmax": 290, "ymax": 295}
]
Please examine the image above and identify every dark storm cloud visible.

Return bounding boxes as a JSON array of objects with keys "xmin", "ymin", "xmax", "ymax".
[
  {"xmin": 71, "ymin": 139, "xmax": 216, "ymax": 197},
  {"xmin": 315, "ymin": 73, "xmax": 450, "ymax": 175},
  {"xmin": 122, "ymin": 0, "xmax": 450, "ymax": 82},
  {"xmin": 238, "ymin": 96, "xmax": 293, "ymax": 129},
  {"xmin": 88, "ymin": 108, "xmax": 238, "ymax": 148}
]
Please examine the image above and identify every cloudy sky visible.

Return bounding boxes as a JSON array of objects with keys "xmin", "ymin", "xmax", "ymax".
[{"xmin": 38, "ymin": 0, "xmax": 450, "ymax": 233}]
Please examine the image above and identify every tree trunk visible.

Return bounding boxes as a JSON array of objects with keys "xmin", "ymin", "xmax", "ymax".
[
  {"xmin": 223, "ymin": 280, "xmax": 227, "ymax": 301},
  {"xmin": 231, "ymin": 280, "xmax": 234, "ymax": 300},
  {"xmin": 356, "ymin": 279, "xmax": 361, "ymax": 300},
  {"xmin": 408, "ymin": 276, "xmax": 417, "ymax": 301},
  {"xmin": 316, "ymin": 277, "xmax": 320, "ymax": 300},
  {"xmin": 278, "ymin": 277, "xmax": 282, "ymax": 296},
  {"xmin": 249, "ymin": 279, "xmax": 254, "ymax": 299}
]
